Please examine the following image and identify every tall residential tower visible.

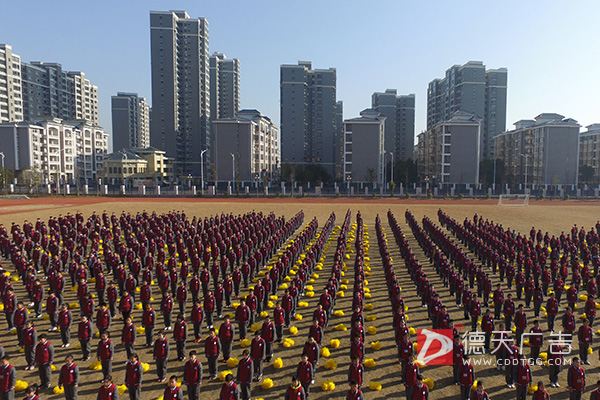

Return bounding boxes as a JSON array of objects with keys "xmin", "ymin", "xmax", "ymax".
[
  {"xmin": 371, "ymin": 89, "xmax": 415, "ymax": 160},
  {"xmin": 150, "ymin": 10, "xmax": 210, "ymax": 177},
  {"xmin": 280, "ymin": 61, "xmax": 340, "ymax": 177},
  {"xmin": 209, "ymin": 52, "xmax": 240, "ymax": 120},
  {"xmin": 427, "ymin": 61, "xmax": 507, "ymax": 159},
  {"xmin": 111, "ymin": 92, "xmax": 150, "ymax": 151},
  {"xmin": 0, "ymin": 44, "xmax": 23, "ymax": 123}
]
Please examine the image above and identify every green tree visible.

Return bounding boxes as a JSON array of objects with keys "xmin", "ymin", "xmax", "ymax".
[
  {"xmin": 19, "ymin": 168, "xmax": 43, "ymax": 194},
  {"xmin": 479, "ymin": 158, "xmax": 506, "ymax": 187},
  {"xmin": 579, "ymin": 165, "xmax": 595, "ymax": 186},
  {"xmin": 0, "ymin": 167, "xmax": 14, "ymax": 190}
]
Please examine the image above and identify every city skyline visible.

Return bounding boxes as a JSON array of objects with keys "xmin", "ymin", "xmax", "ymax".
[{"xmin": 1, "ymin": 1, "xmax": 599, "ymax": 152}]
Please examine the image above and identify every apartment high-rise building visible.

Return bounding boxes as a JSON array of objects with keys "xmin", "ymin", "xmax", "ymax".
[
  {"xmin": 21, "ymin": 62, "xmax": 98, "ymax": 124},
  {"xmin": 417, "ymin": 111, "xmax": 481, "ymax": 185},
  {"xmin": 212, "ymin": 109, "xmax": 279, "ymax": 182},
  {"xmin": 494, "ymin": 113, "xmax": 580, "ymax": 186},
  {"xmin": 579, "ymin": 124, "xmax": 600, "ymax": 182},
  {"xmin": 0, "ymin": 118, "xmax": 108, "ymax": 184},
  {"xmin": 210, "ymin": 52, "xmax": 240, "ymax": 121},
  {"xmin": 0, "ymin": 44, "xmax": 23, "ymax": 123},
  {"xmin": 371, "ymin": 89, "xmax": 415, "ymax": 160},
  {"xmin": 111, "ymin": 92, "xmax": 150, "ymax": 151},
  {"xmin": 280, "ymin": 61, "xmax": 339, "ymax": 177},
  {"xmin": 427, "ymin": 61, "xmax": 507, "ymax": 159},
  {"xmin": 150, "ymin": 10, "xmax": 210, "ymax": 177},
  {"xmin": 343, "ymin": 109, "xmax": 386, "ymax": 185}
]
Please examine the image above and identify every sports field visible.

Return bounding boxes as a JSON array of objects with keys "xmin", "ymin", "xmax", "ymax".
[{"xmin": 0, "ymin": 197, "xmax": 598, "ymax": 400}]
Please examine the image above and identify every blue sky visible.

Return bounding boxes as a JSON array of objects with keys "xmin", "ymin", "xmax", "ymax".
[{"xmin": 2, "ymin": 1, "xmax": 599, "ymax": 148}]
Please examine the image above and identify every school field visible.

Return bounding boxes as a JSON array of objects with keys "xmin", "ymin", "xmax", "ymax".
[{"xmin": 0, "ymin": 196, "xmax": 598, "ymax": 400}]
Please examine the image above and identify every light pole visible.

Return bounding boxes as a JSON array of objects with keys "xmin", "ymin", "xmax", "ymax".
[
  {"xmin": 0, "ymin": 152, "xmax": 5, "ymax": 193},
  {"xmin": 520, "ymin": 153, "xmax": 529, "ymax": 194},
  {"xmin": 493, "ymin": 158, "xmax": 497, "ymax": 193},
  {"xmin": 389, "ymin": 152, "xmax": 394, "ymax": 186},
  {"xmin": 230, "ymin": 153, "xmax": 236, "ymax": 192},
  {"xmin": 200, "ymin": 149, "xmax": 207, "ymax": 195}
]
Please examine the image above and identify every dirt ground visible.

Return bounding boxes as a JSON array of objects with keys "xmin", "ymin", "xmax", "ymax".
[{"xmin": 0, "ymin": 197, "xmax": 599, "ymax": 400}]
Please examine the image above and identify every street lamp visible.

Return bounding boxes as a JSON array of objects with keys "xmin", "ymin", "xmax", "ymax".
[
  {"xmin": 200, "ymin": 149, "xmax": 207, "ymax": 195},
  {"xmin": 520, "ymin": 153, "xmax": 529, "ymax": 193},
  {"xmin": 0, "ymin": 152, "xmax": 5, "ymax": 193},
  {"xmin": 493, "ymin": 158, "xmax": 497, "ymax": 193},
  {"xmin": 389, "ymin": 151, "xmax": 394, "ymax": 186},
  {"xmin": 230, "ymin": 153, "xmax": 236, "ymax": 192}
]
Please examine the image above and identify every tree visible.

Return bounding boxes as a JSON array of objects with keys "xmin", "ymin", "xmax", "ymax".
[
  {"xmin": 0, "ymin": 167, "xmax": 14, "ymax": 190},
  {"xmin": 394, "ymin": 158, "xmax": 418, "ymax": 185},
  {"xmin": 19, "ymin": 168, "xmax": 43, "ymax": 194},
  {"xmin": 478, "ymin": 158, "xmax": 506, "ymax": 187},
  {"xmin": 280, "ymin": 163, "xmax": 331, "ymax": 186},
  {"xmin": 366, "ymin": 168, "xmax": 376, "ymax": 186},
  {"xmin": 579, "ymin": 165, "xmax": 595, "ymax": 186}
]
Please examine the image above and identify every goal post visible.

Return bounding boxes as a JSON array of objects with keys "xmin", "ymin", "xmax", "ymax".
[{"xmin": 498, "ymin": 194, "xmax": 529, "ymax": 206}]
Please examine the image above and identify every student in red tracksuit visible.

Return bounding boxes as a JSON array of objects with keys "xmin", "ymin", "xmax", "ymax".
[
  {"xmin": 173, "ymin": 314, "xmax": 188, "ymax": 361},
  {"xmin": 274, "ymin": 302, "xmax": 285, "ymax": 342},
  {"xmin": 350, "ymin": 334, "xmax": 364, "ymax": 363},
  {"xmin": 532, "ymin": 381, "xmax": 549, "ymax": 400},
  {"xmin": 412, "ymin": 374, "xmax": 429, "ymax": 400},
  {"xmin": 529, "ymin": 320, "xmax": 544, "ymax": 363},
  {"xmin": 348, "ymin": 356, "xmax": 364, "ymax": 389},
  {"xmin": 35, "ymin": 334, "xmax": 54, "ymax": 389},
  {"xmin": 296, "ymin": 354, "xmax": 314, "ymax": 400},
  {"xmin": 459, "ymin": 355, "xmax": 474, "ymax": 400},
  {"xmin": 346, "ymin": 380, "xmax": 364, "ymax": 400},
  {"xmin": 261, "ymin": 316, "xmax": 275, "ymax": 362},
  {"xmin": 78, "ymin": 315, "xmax": 93, "ymax": 361},
  {"xmin": 514, "ymin": 304, "xmax": 528, "ymax": 347},
  {"xmin": 470, "ymin": 380, "xmax": 489, "ymax": 400},
  {"xmin": 452, "ymin": 335, "xmax": 464, "ymax": 384},
  {"xmin": 58, "ymin": 304, "xmax": 72, "ymax": 347},
  {"xmin": 22, "ymin": 321, "xmax": 37, "ymax": 370},
  {"xmin": 515, "ymin": 354, "xmax": 532, "ymax": 400},
  {"xmin": 125, "ymin": 353, "xmax": 143, "ymax": 400},
  {"xmin": 578, "ymin": 318, "xmax": 593, "ymax": 365},
  {"xmin": 219, "ymin": 316, "xmax": 235, "ymax": 362},
  {"xmin": 0, "ymin": 355, "xmax": 16, "ymax": 400},
  {"xmin": 121, "ymin": 317, "xmax": 137, "ymax": 359},
  {"xmin": 154, "ymin": 331, "xmax": 170, "ymax": 382},
  {"xmin": 285, "ymin": 376, "xmax": 306, "ymax": 400},
  {"xmin": 220, "ymin": 373, "xmax": 240, "ymax": 400},
  {"xmin": 235, "ymin": 300, "xmax": 250, "ymax": 340},
  {"xmin": 164, "ymin": 375, "xmax": 182, "ymax": 400},
  {"xmin": 183, "ymin": 351, "xmax": 202, "ymax": 400},
  {"xmin": 562, "ymin": 306, "xmax": 576, "ymax": 336},
  {"xmin": 161, "ymin": 292, "xmax": 173, "ymax": 330},
  {"xmin": 191, "ymin": 301, "xmax": 204, "ymax": 342},
  {"xmin": 96, "ymin": 331, "xmax": 114, "ymax": 380},
  {"xmin": 142, "ymin": 303, "xmax": 156, "ymax": 347},
  {"xmin": 251, "ymin": 331, "xmax": 266, "ymax": 381},
  {"xmin": 237, "ymin": 350, "xmax": 253, "ymax": 400},
  {"xmin": 97, "ymin": 375, "xmax": 119, "ymax": 400},
  {"xmin": 23, "ymin": 386, "xmax": 39, "ymax": 400},
  {"xmin": 95, "ymin": 303, "xmax": 111, "ymax": 335},
  {"xmin": 303, "ymin": 337, "xmax": 320, "ymax": 369},
  {"xmin": 205, "ymin": 328, "xmax": 221, "ymax": 380},
  {"xmin": 58, "ymin": 354, "xmax": 79, "ymax": 400},
  {"xmin": 546, "ymin": 293, "xmax": 559, "ymax": 332},
  {"xmin": 567, "ymin": 357, "xmax": 585, "ymax": 398},
  {"xmin": 404, "ymin": 353, "xmax": 419, "ymax": 400}
]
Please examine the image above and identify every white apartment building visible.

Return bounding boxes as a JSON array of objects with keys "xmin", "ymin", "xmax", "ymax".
[
  {"xmin": 0, "ymin": 44, "xmax": 23, "ymax": 123},
  {"xmin": 212, "ymin": 109, "xmax": 280, "ymax": 182},
  {"xmin": 0, "ymin": 118, "xmax": 108, "ymax": 185}
]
